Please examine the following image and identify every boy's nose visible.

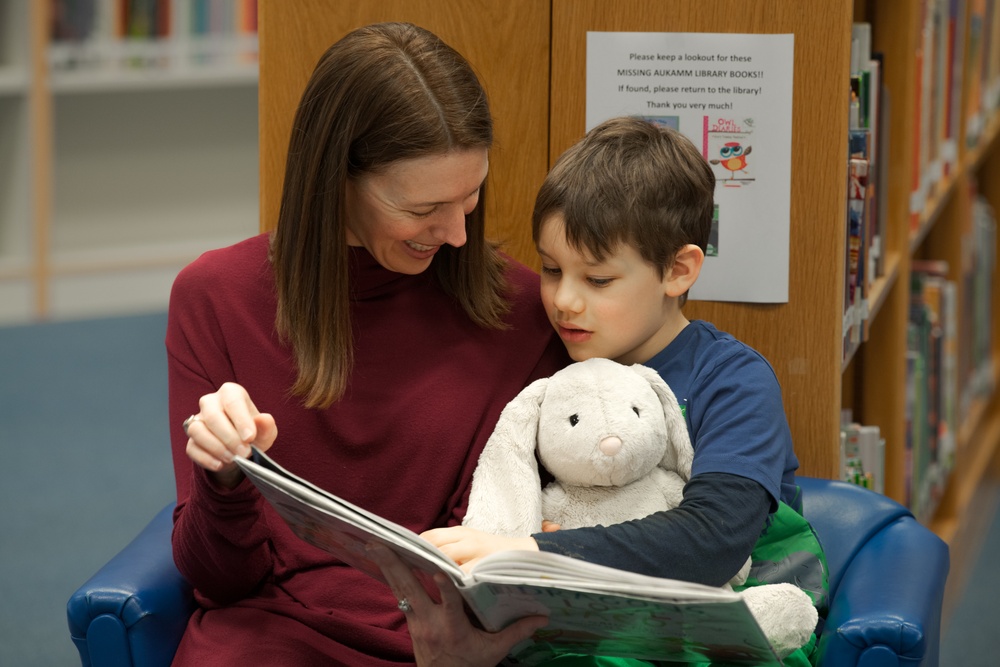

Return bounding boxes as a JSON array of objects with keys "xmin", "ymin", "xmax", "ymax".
[{"xmin": 553, "ymin": 281, "xmax": 584, "ymax": 313}]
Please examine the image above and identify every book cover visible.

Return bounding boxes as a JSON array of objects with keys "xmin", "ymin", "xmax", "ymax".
[{"xmin": 703, "ymin": 116, "xmax": 755, "ymax": 188}]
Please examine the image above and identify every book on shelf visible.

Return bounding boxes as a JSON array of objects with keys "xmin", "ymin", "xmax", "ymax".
[
  {"xmin": 233, "ymin": 447, "xmax": 783, "ymax": 666},
  {"xmin": 839, "ymin": 411, "xmax": 886, "ymax": 495}
]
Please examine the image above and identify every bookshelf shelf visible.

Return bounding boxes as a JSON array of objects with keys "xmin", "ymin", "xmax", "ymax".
[
  {"xmin": 0, "ymin": 66, "xmax": 28, "ymax": 95},
  {"xmin": 868, "ymin": 252, "xmax": 902, "ymax": 320},
  {"xmin": 0, "ymin": 0, "xmax": 260, "ymax": 324},
  {"xmin": 50, "ymin": 64, "xmax": 258, "ymax": 94}
]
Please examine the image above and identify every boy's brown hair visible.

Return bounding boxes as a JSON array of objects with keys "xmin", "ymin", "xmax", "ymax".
[{"xmin": 532, "ymin": 116, "xmax": 715, "ymax": 302}]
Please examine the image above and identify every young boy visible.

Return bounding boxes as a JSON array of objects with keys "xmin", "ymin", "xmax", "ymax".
[
  {"xmin": 512, "ymin": 115, "xmax": 823, "ymax": 666},
  {"xmin": 527, "ymin": 116, "xmax": 805, "ymax": 587}
]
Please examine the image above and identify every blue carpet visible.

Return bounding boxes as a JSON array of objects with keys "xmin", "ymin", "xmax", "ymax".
[
  {"xmin": 0, "ymin": 313, "xmax": 175, "ymax": 667},
  {"xmin": 939, "ymin": 479, "xmax": 1000, "ymax": 666}
]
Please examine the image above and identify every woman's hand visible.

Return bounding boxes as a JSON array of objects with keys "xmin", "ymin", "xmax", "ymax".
[
  {"xmin": 367, "ymin": 545, "xmax": 548, "ymax": 666},
  {"xmin": 421, "ymin": 526, "xmax": 538, "ymax": 572},
  {"xmin": 183, "ymin": 382, "xmax": 278, "ymax": 489}
]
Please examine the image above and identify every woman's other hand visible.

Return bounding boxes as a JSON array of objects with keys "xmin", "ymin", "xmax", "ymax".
[
  {"xmin": 367, "ymin": 545, "xmax": 548, "ymax": 666},
  {"xmin": 183, "ymin": 382, "xmax": 278, "ymax": 488}
]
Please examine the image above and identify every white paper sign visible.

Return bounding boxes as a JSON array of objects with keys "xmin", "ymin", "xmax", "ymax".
[{"xmin": 586, "ymin": 32, "xmax": 794, "ymax": 303}]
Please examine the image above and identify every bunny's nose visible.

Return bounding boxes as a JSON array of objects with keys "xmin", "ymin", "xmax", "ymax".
[{"xmin": 599, "ymin": 436, "xmax": 623, "ymax": 457}]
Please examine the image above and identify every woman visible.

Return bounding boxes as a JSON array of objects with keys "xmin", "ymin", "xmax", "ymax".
[{"xmin": 169, "ymin": 22, "xmax": 567, "ymax": 665}]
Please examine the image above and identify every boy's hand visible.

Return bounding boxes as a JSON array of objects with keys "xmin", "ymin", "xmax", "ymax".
[{"xmin": 421, "ymin": 526, "xmax": 538, "ymax": 572}]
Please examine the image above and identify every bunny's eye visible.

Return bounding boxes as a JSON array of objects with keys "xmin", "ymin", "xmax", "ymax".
[
  {"xmin": 569, "ymin": 414, "xmax": 579, "ymax": 426},
  {"xmin": 632, "ymin": 407, "xmax": 640, "ymax": 417}
]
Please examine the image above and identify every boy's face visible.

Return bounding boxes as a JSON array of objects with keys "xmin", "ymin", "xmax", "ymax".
[{"xmin": 537, "ymin": 214, "xmax": 687, "ymax": 365}]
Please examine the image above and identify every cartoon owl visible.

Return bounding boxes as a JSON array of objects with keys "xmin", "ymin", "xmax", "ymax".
[{"xmin": 710, "ymin": 142, "xmax": 752, "ymax": 179}]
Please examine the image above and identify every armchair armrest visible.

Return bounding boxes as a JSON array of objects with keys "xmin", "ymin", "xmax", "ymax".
[
  {"xmin": 67, "ymin": 503, "xmax": 194, "ymax": 667},
  {"xmin": 799, "ymin": 477, "xmax": 949, "ymax": 667},
  {"xmin": 819, "ymin": 516, "xmax": 949, "ymax": 666}
]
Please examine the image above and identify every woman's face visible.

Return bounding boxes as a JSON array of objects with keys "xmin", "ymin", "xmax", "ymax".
[{"xmin": 345, "ymin": 148, "xmax": 488, "ymax": 275}]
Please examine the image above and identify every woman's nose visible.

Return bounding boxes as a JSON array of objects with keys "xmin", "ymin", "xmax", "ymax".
[{"xmin": 434, "ymin": 206, "xmax": 468, "ymax": 248}]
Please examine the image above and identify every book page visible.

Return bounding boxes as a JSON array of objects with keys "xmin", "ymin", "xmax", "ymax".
[
  {"xmin": 235, "ymin": 448, "xmax": 467, "ymax": 584},
  {"xmin": 472, "ymin": 550, "xmax": 735, "ymax": 601}
]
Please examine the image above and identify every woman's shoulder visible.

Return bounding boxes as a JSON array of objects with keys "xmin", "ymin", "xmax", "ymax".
[
  {"xmin": 170, "ymin": 233, "xmax": 276, "ymax": 324},
  {"xmin": 173, "ymin": 234, "xmax": 272, "ymax": 293}
]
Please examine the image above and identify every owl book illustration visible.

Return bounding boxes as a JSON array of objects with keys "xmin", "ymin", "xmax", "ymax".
[{"xmin": 704, "ymin": 116, "xmax": 755, "ymax": 187}]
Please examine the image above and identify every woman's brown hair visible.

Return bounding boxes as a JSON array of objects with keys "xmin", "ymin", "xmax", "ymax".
[{"xmin": 271, "ymin": 23, "xmax": 508, "ymax": 408}]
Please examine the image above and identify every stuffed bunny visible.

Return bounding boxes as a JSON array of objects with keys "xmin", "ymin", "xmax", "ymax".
[{"xmin": 463, "ymin": 358, "xmax": 817, "ymax": 659}]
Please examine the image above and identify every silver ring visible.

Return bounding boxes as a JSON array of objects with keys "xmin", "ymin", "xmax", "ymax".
[
  {"xmin": 397, "ymin": 598, "xmax": 413, "ymax": 613},
  {"xmin": 182, "ymin": 414, "xmax": 202, "ymax": 437}
]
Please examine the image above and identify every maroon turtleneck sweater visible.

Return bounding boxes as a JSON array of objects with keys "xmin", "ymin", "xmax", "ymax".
[{"xmin": 166, "ymin": 233, "xmax": 568, "ymax": 665}]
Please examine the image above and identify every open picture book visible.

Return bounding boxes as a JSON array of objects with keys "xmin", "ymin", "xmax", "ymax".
[{"xmin": 234, "ymin": 447, "xmax": 782, "ymax": 665}]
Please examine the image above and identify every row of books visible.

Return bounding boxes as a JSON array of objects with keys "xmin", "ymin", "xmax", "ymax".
[
  {"xmin": 842, "ymin": 22, "xmax": 887, "ymax": 361},
  {"xmin": 903, "ymin": 187, "xmax": 995, "ymax": 522},
  {"xmin": 843, "ymin": 188, "xmax": 995, "ymax": 520},
  {"xmin": 905, "ymin": 260, "xmax": 958, "ymax": 522},
  {"xmin": 965, "ymin": 0, "xmax": 1000, "ymax": 151},
  {"xmin": 50, "ymin": 0, "xmax": 258, "ymax": 71},
  {"xmin": 839, "ymin": 415, "xmax": 886, "ymax": 494},
  {"xmin": 958, "ymin": 188, "xmax": 997, "ymax": 418},
  {"xmin": 911, "ymin": 0, "xmax": 1000, "ymax": 228}
]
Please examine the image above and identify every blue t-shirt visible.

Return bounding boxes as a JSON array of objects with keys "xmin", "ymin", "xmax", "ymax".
[{"xmin": 645, "ymin": 320, "xmax": 800, "ymax": 510}]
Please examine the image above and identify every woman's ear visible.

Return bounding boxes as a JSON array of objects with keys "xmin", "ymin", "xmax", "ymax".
[{"xmin": 664, "ymin": 244, "xmax": 705, "ymax": 298}]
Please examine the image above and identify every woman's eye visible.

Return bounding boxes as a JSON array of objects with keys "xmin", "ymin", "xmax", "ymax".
[{"xmin": 569, "ymin": 414, "xmax": 579, "ymax": 426}]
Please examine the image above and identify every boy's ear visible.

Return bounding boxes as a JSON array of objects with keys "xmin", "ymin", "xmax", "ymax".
[{"xmin": 664, "ymin": 244, "xmax": 705, "ymax": 297}]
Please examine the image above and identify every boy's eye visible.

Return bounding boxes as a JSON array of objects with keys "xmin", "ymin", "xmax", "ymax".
[
  {"xmin": 541, "ymin": 266, "xmax": 562, "ymax": 276},
  {"xmin": 588, "ymin": 277, "xmax": 613, "ymax": 287}
]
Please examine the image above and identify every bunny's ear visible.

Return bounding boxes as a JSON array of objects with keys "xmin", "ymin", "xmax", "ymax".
[
  {"xmin": 463, "ymin": 377, "xmax": 549, "ymax": 537},
  {"xmin": 630, "ymin": 364, "xmax": 695, "ymax": 481}
]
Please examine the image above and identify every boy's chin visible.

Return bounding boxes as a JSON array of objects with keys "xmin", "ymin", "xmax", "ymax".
[{"xmin": 567, "ymin": 349, "xmax": 602, "ymax": 362}]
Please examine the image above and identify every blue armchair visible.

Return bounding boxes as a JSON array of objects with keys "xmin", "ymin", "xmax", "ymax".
[{"xmin": 66, "ymin": 477, "xmax": 949, "ymax": 666}]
